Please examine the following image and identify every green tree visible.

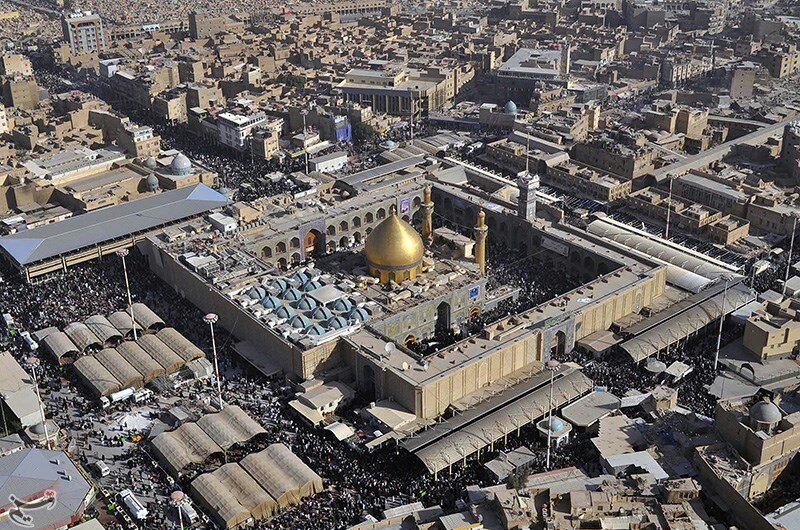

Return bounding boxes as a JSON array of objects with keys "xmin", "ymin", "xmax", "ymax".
[{"xmin": 352, "ymin": 122, "xmax": 375, "ymax": 146}]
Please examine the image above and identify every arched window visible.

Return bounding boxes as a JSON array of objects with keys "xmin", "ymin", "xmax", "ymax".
[
  {"xmin": 365, "ymin": 212, "xmax": 374, "ymax": 223},
  {"xmin": 291, "ymin": 237, "xmax": 300, "ymax": 249},
  {"xmin": 327, "ymin": 225, "xmax": 336, "ymax": 236},
  {"xmin": 262, "ymin": 246, "xmax": 272, "ymax": 258},
  {"xmin": 353, "ymin": 216, "xmax": 361, "ymax": 228},
  {"xmin": 377, "ymin": 208, "xmax": 386, "ymax": 220},
  {"xmin": 340, "ymin": 220, "xmax": 349, "ymax": 232},
  {"xmin": 277, "ymin": 242, "xmax": 287, "ymax": 253}
]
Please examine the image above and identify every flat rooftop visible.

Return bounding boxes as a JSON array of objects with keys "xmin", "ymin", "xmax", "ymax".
[
  {"xmin": 0, "ymin": 184, "xmax": 228, "ymax": 267},
  {"xmin": 348, "ymin": 265, "xmax": 649, "ymax": 387}
]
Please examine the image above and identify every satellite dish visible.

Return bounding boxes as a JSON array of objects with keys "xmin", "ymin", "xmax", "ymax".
[
  {"xmin": 645, "ymin": 359, "xmax": 667, "ymax": 374},
  {"xmin": 384, "ymin": 342, "xmax": 396, "ymax": 354},
  {"xmin": 401, "ymin": 362, "xmax": 409, "ymax": 371}
]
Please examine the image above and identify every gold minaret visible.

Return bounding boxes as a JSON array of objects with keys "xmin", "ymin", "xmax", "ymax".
[
  {"xmin": 474, "ymin": 209, "xmax": 488, "ymax": 276},
  {"xmin": 422, "ymin": 185, "xmax": 434, "ymax": 244}
]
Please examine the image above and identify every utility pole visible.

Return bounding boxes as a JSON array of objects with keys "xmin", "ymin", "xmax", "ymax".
[
  {"xmin": 664, "ymin": 175, "xmax": 674, "ymax": 240},
  {"xmin": 714, "ymin": 277, "xmax": 730, "ymax": 372},
  {"xmin": 783, "ymin": 215, "xmax": 798, "ymax": 297},
  {"xmin": 302, "ymin": 110, "xmax": 309, "ymax": 175},
  {"xmin": 117, "ymin": 249, "xmax": 137, "ymax": 340},
  {"xmin": 27, "ymin": 357, "xmax": 51, "ymax": 449},
  {"xmin": 545, "ymin": 359, "xmax": 560, "ymax": 470},
  {"xmin": 204, "ymin": 313, "xmax": 223, "ymax": 410}
]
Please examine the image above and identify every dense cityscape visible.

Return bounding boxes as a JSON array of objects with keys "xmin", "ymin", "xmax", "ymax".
[{"xmin": 0, "ymin": 0, "xmax": 798, "ymax": 529}]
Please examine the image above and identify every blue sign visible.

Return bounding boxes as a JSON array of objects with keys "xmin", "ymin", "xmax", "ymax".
[
  {"xmin": 469, "ymin": 285, "xmax": 481, "ymax": 299},
  {"xmin": 401, "ymin": 199, "xmax": 410, "ymax": 213}
]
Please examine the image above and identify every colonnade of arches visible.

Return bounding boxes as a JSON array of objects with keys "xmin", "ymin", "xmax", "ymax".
[{"xmin": 259, "ymin": 196, "xmax": 424, "ymax": 270}]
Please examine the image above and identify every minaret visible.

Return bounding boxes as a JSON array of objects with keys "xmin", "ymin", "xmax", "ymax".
[
  {"xmin": 517, "ymin": 172, "xmax": 539, "ymax": 221},
  {"xmin": 422, "ymin": 185, "xmax": 434, "ymax": 244},
  {"xmin": 474, "ymin": 209, "xmax": 488, "ymax": 276},
  {"xmin": 560, "ymin": 39, "xmax": 571, "ymax": 76}
]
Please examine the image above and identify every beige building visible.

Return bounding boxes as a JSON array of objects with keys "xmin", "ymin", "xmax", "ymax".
[
  {"xmin": 338, "ymin": 64, "xmax": 465, "ymax": 116},
  {"xmin": 546, "ymin": 161, "xmax": 631, "ymax": 202},
  {"xmin": 713, "ymin": 395, "xmax": 800, "ymax": 499},
  {"xmin": 570, "ymin": 133, "xmax": 657, "ymax": 179},
  {"xmin": 627, "ymin": 187, "xmax": 750, "ymax": 245},
  {"xmin": 0, "ymin": 54, "xmax": 32, "ymax": 77},
  {"xmin": 759, "ymin": 45, "xmax": 800, "ymax": 78},
  {"xmin": 2, "ymin": 78, "xmax": 39, "ymax": 110},
  {"xmin": 743, "ymin": 300, "xmax": 800, "ymax": 360}
]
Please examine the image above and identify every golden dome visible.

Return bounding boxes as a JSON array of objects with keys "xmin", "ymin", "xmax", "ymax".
[{"xmin": 365, "ymin": 213, "xmax": 424, "ymax": 270}]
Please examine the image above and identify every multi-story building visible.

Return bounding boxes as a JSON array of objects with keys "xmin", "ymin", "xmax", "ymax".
[
  {"xmin": 2, "ymin": 78, "xmax": 39, "ymax": 110},
  {"xmin": 627, "ymin": 187, "xmax": 750, "ymax": 244},
  {"xmin": 570, "ymin": 132, "xmax": 657, "ymax": 179},
  {"xmin": 188, "ymin": 10, "xmax": 244, "ymax": 39},
  {"xmin": 152, "ymin": 90, "xmax": 188, "ymax": 124},
  {"xmin": 61, "ymin": 12, "xmax": 107, "ymax": 55},
  {"xmin": 661, "ymin": 56, "xmax": 713, "ymax": 87},
  {"xmin": 337, "ymin": 64, "xmax": 461, "ymax": 117},
  {"xmin": 759, "ymin": 45, "xmax": 800, "ymax": 79},
  {"xmin": 743, "ymin": 300, "xmax": 800, "ymax": 360},
  {"xmin": 546, "ymin": 161, "xmax": 632, "ymax": 202},
  {"xmin": 217, "ymin": 110, "xmax": 268, "ymax": 151},
  {"xmin": 252, "ymin": 117, "xmax": 284, "ymax": 159},
  {"xmin": 0, "ymin": 104, "xmax": 7, "ymax": 135},
  {"xmin": 0, "ymin": 54, "xmax": 32, "ymax": 77},
  {"xmin": 674, "ymin": 172, "xmax": 750, "ymax": 219},
  {"xmin": 117, "ymin": 126, "xmax": 161, "ymax": 159},
  {"xmin": 781, "ymin": 121, "xmax": 800, "ymax": 180}
]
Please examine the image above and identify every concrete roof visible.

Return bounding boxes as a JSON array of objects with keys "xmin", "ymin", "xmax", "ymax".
[
  {"xmin": 0, "ymin": 449, "xmax": 93, "ymax": 529},
  {"xmin": 561, "ymin": 391, "xmax": 621, "ymax": 428},
  {"xmin": 0, "ymin": 184, "xmax": 227, "ymax": 266},
  {"xmin": 0, "ymin": 352, "xmax": 42, "ymax": 427}
]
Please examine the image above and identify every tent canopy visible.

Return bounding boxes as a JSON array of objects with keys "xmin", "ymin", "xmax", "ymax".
[
  {"xmin": 157, "ymin": 328, "xmax": 205, "ymax": 362},
  {"xmin": 116, "ymin": 341, "xmax": 164, "ymax": 382},
  {"xmin": 137, "ymin": 335, "xmax": 184, "ymax": 373},
  {"xmin": 95, "ymin": 348, "xmax": 143, "ymax": 389},
  {"xmin": 84, "ymin": 315, "xmax": 123, "ymax": 346},
  {"xmin": 42, "ymin": 332, "xmax": 78, "ymax": 363},
  {"xmin": 73, "ymin": 356, "xmax": 121, "ymax": 397}
]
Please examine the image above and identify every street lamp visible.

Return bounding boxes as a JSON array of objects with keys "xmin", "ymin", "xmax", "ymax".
[
  {"xmin": 714, "ymin": 276, "xmax": 732, "ymax": 372},
  {"xmin": 26, "ymin": 357, "xmax": 51, "ymax": 449},
  {"xmin": 664, "ymin": 174, "xmax": 676, "ymax": 240},
  {"xmin": 545, "ymin": 359, "xmax": 560, "ymax": 471},
  {"xmin": 783, "ymin": 214, "xmax": 799, "ymax": 297},
  {"xmin": 170, "ymin": 490, "xmax": 184, "ymax": 530},
  {"xmin": 301, "ymin": 110, "xmax": 309, "ymax": 176},
  {"xmin": 204, "ymin": 313, "xmax": 223, "ymax": 410},
  {"xmin": 0, "ymin": 393, "xmax": 8, "ymax": 437},
  {"xmin": 116, "ymin": 249, "xmax": 137, "ymax": 341}
]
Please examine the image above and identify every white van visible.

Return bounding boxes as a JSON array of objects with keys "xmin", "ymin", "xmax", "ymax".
[{"xmin": 93, "ymin": 461, "xmax": 110, "ymax": 477}]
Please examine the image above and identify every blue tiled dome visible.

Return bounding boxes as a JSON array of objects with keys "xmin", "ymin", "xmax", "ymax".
[
  {"xmin": 275, "ymin": 305, "xmax": 296, "ymax": 319},
  {"xmin": 269, "ymin": 278, "xmax": 288, "ymax": 291},
  {"xmin": 247, "ymin": 286, "xmax": 266, "ymax": 300},
  {"xmin": 306, "ymin": 324, "xmax": 327, "ymax": 336},
  {"xmin": 549, "ymin": 417, "xmax": 566, "ymax": 433},
  {"xmin": 290, "ymin": 315, "xmax": 312, "ymax": 329},
  {"xmin": 291, "ymin": 271, "xmax": 309, "ymax": 284},
  {"xmin": 302, "ymin": 279, "xmax": 324, "ymax": 292},
  {"xmin": 327, "ymin": 316, "xmax": 349, "ymax": 330},
  {"xmin": 296, "ymin": 296, "xmax": 318, "ymax": 311},
  {"xmin": 331, "ymin": 298, "xmax": 353, "ymax": 312},
  {"xmin": 261, "ymin": 295, "xmax": 282, "ymax": 309},
  {"xmin": 347, "ymin": 307, "xmax": 369, "ymax": 322},
  {"xmin": 310, "ymin": 306, "xmax": 333, "ymax": 320},
  {"xmin": 281, "ymin": 287, "xmax": 303, "ymax": 301}
]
